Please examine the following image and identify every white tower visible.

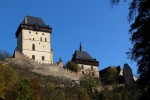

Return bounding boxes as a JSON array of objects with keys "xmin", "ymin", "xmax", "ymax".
[{"xmin": 15, "ymin": 16, "xmax": 53, "ymax": 64}]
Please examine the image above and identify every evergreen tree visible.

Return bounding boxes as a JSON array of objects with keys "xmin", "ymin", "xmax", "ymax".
[
  {"xmin": 111, "ymin": 0, "xmax": 150, "ymax": 98},
  {"xmin": 129, "ymin": 0, "xmax": 150, "ymax": 87},
  {"xmin": 111, "ymin": 0, "xmax": 150, "ymax": 86}
]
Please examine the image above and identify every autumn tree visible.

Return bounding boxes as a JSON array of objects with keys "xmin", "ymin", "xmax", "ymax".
[
  {"xmin": 80, "ymin": 71, "xmax": 101, "ymax": 92},
  {"xmin": 103, "ymin": 67, "xmax": 119, "ymax": 84},
  {"xmin": 0, "ymin": 74, "xmax": 5, "ymax": 99},
  {"xmin": 0, "ymin": 64, "xmax": 19, "ymax": 99},
  {"xmin": 66, "ymin": 61, "xmax": 80, "ymax": 73},
  {"xmin": 7, "ymin": 79, "xmax": 33, "ymax": 100}
]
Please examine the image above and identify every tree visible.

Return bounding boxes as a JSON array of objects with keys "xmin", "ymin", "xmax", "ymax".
[
  {"xmin": 129, "ymin": 0, "xmax": 150, "ymax": 86},
  {"xmin": 0, "ymin": 49, "xmax": 11, "ymax": 61},
  {"xmin": 66, "ymin": 61, "xmax": 80, "ymax": 73},
  {"xmin": 7, "ymin": 79, "xmax": 33, "ymax": 100},
  {"xmin": 111, "ymin": 0, "xmax": 150, "ymax": 84},
  {"xmin": 111, "ymin": 0, "xmax": 150, "ymax": 98},
  {"xmin": 0, "ymin": 75, "xmax": 5, "ymax": 99},
  {"xmin": 103, "ymin": 67, "xmax": 119, "ymax": 84},
  {"xmin": 80, "ymin": 71, "xmax": 101, "ymax": 92},
  {"xmin": 0, "ymin": 64, "xmax": 19, "ymax": 99}
]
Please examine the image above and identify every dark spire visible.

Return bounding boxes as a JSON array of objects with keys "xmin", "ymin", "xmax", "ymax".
[
  {"xmin": 80, "ymin": 42, "xmax": 82, "ymax": 51},
  {"xmin": 59, "ymin": 57, "xmax": 62, "ymax": 62}
]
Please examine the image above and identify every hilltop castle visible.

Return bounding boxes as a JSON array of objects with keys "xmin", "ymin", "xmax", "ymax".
[
  {"xmin": 12, "ymin": 16, "xmax": 136, "ymax": 83},
  {"xmin": 15, "ymin": 16, "xmax": 53, "ymax": 64}
]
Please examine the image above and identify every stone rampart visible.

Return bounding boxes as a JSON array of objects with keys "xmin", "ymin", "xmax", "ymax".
[{"xmin": 6, "ymin": 51, "xmax": 81, "ymax": 80}]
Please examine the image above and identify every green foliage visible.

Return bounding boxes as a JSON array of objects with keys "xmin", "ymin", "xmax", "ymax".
[
  {"xmin": 129, "ymin": 0, "xmax": 150, "ymax": 87},
  {"xmin": 0, "ymin": 54, "xmax": 2, "ymax": 61},
  {"xmin": 0, "ymin": 59, "xmax": 142, "ymax": 99},
  {"xmin": 103, "ymin": 67, "xmax": 119, "ymax": 84},
  {"xmin": 0, "ymin": 74, "xmax": 5, "ymax": 99},
  {"xmin": 111, "ymin": 0, "xmax": 150, "ymax": 98},
  {"xmin": 0, "ymin": 64, "xmax": 19, "ymax": 86},
  {"xmin": 66, "ymin": 61, "xmax": 80, "ymax": 72},
  {"xmin": 81, "ymin": 71, "xmax": 101, "ymax": 91},
  {"xmin": 99, "ymin": 84, "xmax": 140, "ymax": 100},
  {"xmin": 8, "ymin": 79, "xmax": 33, "ymax": 100},
  {"xmin": 0, "ymin": 63, "xmax": 19, "ymax": 99},
  {"xmin": 63, "ymin": 85, "xmax": 91, "ymax": 100}
]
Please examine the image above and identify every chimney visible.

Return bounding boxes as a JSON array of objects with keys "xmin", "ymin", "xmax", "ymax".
[{"xmin": 25, "ymin": 16, "xmax": 27, "ymax": 24}]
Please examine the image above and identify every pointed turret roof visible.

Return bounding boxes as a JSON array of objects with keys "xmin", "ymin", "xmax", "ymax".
[{"xmin": 71, "ymin": 43, "xmax": 99, "ymax": 66}]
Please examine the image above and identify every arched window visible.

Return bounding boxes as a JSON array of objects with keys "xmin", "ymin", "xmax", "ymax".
[
  {"xmin": 32, "ymin": 44, "xmax": 35, "ymax": 51},
  {"xmin": 91, "ymin": 66, "xmax": 93, "ymax": 71},
  {"xmin": 45, "ymin": 38, "xmax": 47, "ymax": 42}
]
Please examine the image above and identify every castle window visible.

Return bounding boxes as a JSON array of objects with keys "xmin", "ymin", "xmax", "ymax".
[
  {"xmin": 29, "ymin": 31, "xmax": 31, "ymax": 33},
  {"xmin": 81, "ymin": 65, "xmax": 84, "ymax": 69},
  {"xmin": 32, "ymin": 55, "xmax": 35, "ymax": 60},
  {"xmin": 92, "ymin": 72, "xmax": 94, "ymax": 76},
  {"xmin": 42, "ymin": 33, "xmax": 44, "ymax": 35},
  {"xmin": 45, "ymin": 38, "xmax": 47, "ymax": 42},
  {"xmin": 91, "ymin": 66, "xmax": 93, "ymax": 71},
  {"xmin": 36, "ymin": 32, "xmax": 38, "ymax": 34},
  {"xmin": 32, "ymin": 44, "xmax": 35, "ymax": 51},
  {"xmin": 42, "ymin": 56, "xmax": 45, "ymax": 60},
  {"xmin": 40, "ymin": 37, "xmax": 42, "ymax": 41},
  {"xmin": 33, "ymin": 38, "xmax": 34, "ymax": 40},
  {"xmin": 82, "ymin": 71, "xmax": 84, "ymax": 75}
]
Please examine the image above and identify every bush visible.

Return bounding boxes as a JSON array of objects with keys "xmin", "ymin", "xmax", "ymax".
[{"xmin": 66, "ymin": 61, "xmax": 80, "ymax": 72}]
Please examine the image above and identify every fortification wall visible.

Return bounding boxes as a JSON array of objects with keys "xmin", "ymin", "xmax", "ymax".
[{"xmin": 6, "ymin": 51, "xmax": 80, "ymax": 80}]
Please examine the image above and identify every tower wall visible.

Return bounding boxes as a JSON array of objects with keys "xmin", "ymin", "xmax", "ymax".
[
  {"xmin": 22, "ymin": 29, "xmax": 53, "ymax": 64},
  {"xmin": 16, "ymin": 31, "xmax": 22, "ymax": 52}
]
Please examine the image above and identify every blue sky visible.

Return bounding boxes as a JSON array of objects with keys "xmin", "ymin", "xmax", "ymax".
[{"xmin": 0, "ymin": 0, "xmax": 138, "ymax": 75}]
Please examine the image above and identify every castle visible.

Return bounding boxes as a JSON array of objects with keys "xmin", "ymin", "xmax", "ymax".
[
  {"xmin": 15, "ymin": 16, "xmax": 53, "ymax": 64},
  {"xmin": 71, "ymin": 42, "xmax": 99, "ymax": 76},
  {"xmin": 14, "ymin": 16, "xmax": 100, "ymax": 77},
  {"xmin": 12, "ymin": 16, "xmax": 136, "ymax": 83}
]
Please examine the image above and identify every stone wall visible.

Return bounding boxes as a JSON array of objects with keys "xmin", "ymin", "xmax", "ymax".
[
  {"xmin": 123, "ymin": 64, "xmax": 134, "ymax": 84},
  {"xmin": 16, "ymin": 29, "xmax": 53, "ymax": 64},
  {"xmin": 7, "ymin": 51, "xmax": 81, "ymax": 80}
]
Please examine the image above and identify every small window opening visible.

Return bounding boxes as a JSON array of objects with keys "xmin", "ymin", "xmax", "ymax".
[
  {"xmin": 42, "ymin": 56, "xmax": 45, "ymax": 60},
  {"xmin": 91, "ymin": 66, "xmax": 93, "ymax": 71},
  {"xmin": 32, "ymin": 44, "xmax": 35, "ymax": 51},
  {"xmin": 92, "ymin": 72, "xmax": 94, "ymax": 76},
  {"xmin": 45, "ymin": 38, "xmax": 47, "ymax": 42},
  {"xmin": 82, "ymin": 71, "xmax": 84, "ymax": 75},
  {"xmin": 32, "ymin": 55, "xmax": 35, "ymax": 60}
]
